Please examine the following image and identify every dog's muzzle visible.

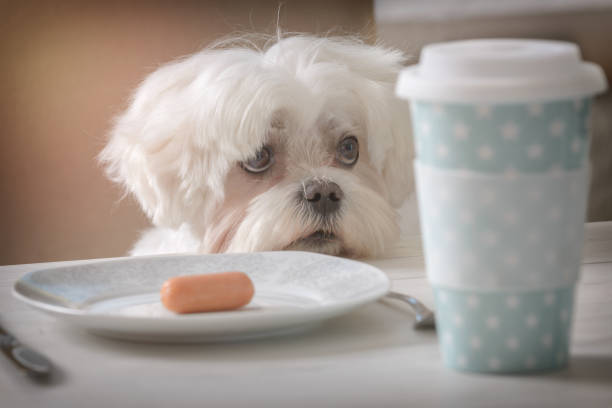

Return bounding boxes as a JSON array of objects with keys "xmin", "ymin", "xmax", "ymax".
[{"xmin": 301, "ymin": 178, "xmax": 343, "ymax": 216}]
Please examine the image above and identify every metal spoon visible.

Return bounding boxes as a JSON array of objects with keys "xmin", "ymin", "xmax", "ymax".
[
  {"xmin": 385, "ymin": 291, "xmax": 436, "ymax": 330},
  {"xmin": 0, "ymin": 323, "xmax": 52, "ymax": 378}
]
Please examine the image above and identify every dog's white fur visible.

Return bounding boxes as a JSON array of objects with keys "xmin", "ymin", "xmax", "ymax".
[{"xmin": 101, "ymin": 35, "xmax": 414, "ymax": 258}]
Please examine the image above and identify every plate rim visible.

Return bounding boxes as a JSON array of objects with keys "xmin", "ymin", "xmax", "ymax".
[{"xmin": 12, "ymin": 251, "xmax": 390, "ymax": 334}]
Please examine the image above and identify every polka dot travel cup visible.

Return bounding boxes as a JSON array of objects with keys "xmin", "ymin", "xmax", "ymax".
[{"xmin": 396, "ymin": 39, "xmax": 607, "ymax": 373}]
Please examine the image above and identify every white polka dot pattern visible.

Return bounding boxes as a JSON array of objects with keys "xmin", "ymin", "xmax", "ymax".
[
  {"xmin": 411, "ymin": 99, "xmax": 591, "ymax": 173},
  {"xmin": 434, "ymin": 287, "xmax": 573, "ymax": 373},
  {"xmin": 409, "ymin": 96, "xmax": 593, "ymax": 374}
]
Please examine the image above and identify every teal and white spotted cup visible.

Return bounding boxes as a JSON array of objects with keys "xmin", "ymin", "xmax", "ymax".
[
  {"xmin": 396, "ymin": 39, "xmax": 607, "ymax": 373},
  {"xmin": 434, "ymin": 286, "xmax": 575, "ymax": 372},
  {"xmin": 396, "ymin": 39, "xmax": 607, "ymax": 175},
  {"xmin": 409, "ymin": 98, "xmax": 591, "ymax": 173},
  {"xmin": 414, "ymin": 163, "xmax": 587, "ymax": 373}
]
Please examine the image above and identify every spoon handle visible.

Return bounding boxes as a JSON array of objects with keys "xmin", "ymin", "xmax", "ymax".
[
  {"xmin": 385, "ymin": 291, "xmax": 436, "ymax": 329},
  {"xmin": 0, "ymin": 324, "xmax": 52, "ymax": 378}
]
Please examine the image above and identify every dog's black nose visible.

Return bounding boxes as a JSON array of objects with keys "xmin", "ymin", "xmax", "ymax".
[{"xmin": 302, "ymin": 179, "xmax": 343, "ymax": 216}]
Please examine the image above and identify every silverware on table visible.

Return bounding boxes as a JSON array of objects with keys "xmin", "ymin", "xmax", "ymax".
[
  {"xmin": 0, "ymin": 323, "xmax": 52, "ymax": 378},
  {"xmin": 385, "ymin": 291, "xmax": 436, "ymax": 330}
]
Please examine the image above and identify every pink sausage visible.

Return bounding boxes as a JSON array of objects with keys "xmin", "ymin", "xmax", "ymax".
[{"xmin": 161, "ymin": 271, "xmax": 254, "ymax": 314}]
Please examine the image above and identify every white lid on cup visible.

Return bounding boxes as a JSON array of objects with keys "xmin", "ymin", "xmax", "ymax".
[{"xmin": 396, "ymin": 39, "xmax": 608, "ymax": 103}]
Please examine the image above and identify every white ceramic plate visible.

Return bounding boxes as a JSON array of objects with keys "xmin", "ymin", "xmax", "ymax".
[{"xmin": 13, "ymin": 251, "xmax": 389, "ymax": 343}]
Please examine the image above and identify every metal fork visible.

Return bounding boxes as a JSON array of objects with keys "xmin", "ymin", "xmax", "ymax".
[{"xmin": 385, "ymin": 291, "xmax": 436, "ymax": 330}]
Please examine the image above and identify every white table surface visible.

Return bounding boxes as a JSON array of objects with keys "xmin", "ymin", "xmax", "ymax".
[{"xmin": 1, "ymin": 222, "xmax": 611, "ymax": 408}]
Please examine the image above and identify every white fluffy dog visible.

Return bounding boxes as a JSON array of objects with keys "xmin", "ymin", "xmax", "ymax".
[{"xmin": 101, "ymin": 35, "xmax": 413, "ymax": 258}]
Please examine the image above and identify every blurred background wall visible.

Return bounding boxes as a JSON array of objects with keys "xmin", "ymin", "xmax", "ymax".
[{"xmin": 1, "ymin": 0, "xmax": 610, "ymax": 264}]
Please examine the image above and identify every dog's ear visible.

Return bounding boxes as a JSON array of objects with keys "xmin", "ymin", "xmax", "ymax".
[{"xmin": 100, "ymin": 53, "xmax": 225, "ymax": 228}]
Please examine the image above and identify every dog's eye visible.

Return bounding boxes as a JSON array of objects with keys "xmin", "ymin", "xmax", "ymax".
[
  {"xmin": 241, "ymin": 146, "xmax": 274, "ymax": 173},
  {"xmin": 336, "ymin": 136, "xmax": 359, "ymax": 166}
]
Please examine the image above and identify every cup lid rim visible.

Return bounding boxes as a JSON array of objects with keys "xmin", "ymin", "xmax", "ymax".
[{"xmin": 396, "ymin": 39, "xmax": 608, "ymax": 103}]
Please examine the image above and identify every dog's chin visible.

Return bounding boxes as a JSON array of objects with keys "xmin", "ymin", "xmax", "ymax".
[{"xmin": 284, "ymin": 230, "xmax": 345, "ymax": 256}]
